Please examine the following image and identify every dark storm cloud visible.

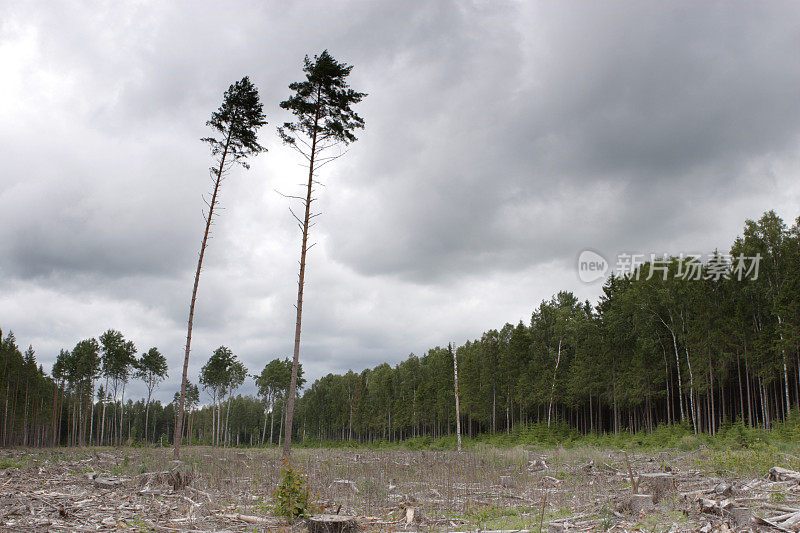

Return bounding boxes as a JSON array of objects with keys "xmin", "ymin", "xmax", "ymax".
[
  {"xmin": 1, "ymin": 0, "xmax": 799, "ymax": 394},
  {"xmin": 327, "ymin": 1, "xmax": 800, "ymax": 281}
]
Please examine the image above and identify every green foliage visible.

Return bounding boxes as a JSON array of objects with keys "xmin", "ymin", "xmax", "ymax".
[
  {"xmin": 202, "ymin": 76, "xmax": 267, "ymax": 170},
  {"xmin": 0, "ymin": 459, "xmax": 23, "ymax": 470},
  {"xmin": 775, "ymin": 409, "xmax": 800, "ymax": 441},
  {"xmin": 289, "ymin": 209, "xmax": 800, "ymax": 446},
  {"xmin": 278, "ymin": 50, "xmax": 366, "ymax": 147},
  {"xmin": 272, "ymin": 461, "xmax": 315, "ymax": 521},
  {"xmin": 693, "ymin": 441, "xmax": 800, "ymax": 477}
]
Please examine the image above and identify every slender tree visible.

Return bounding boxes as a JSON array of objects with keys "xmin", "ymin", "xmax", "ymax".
[
  {"xmin": 99, "ymin": 330, "xmax": 122, "ymax": 446},
  {"xmin": 278, "ymin": 50, "xmax": 366, "ymax": 457},
  {"xmin": 255, "ymin": 358, "xmax": 302, "ymax": 445},
  {"xmin": 255, "ymin": 358, "xmax": 285, "ymax": 445},
  {"xmin": 451, "ymin": 343, "xmax": 462, "ymax": 452},
  {"xmin": 199, "ymin": 346, "xmax": 233, "ymax": 446},
  {"xmin": 135, "ymin": 347, "xmax": 168, "ymax": 444},
  {"xmin": 222, "ymin": 359, "xmax": 248, "ymax": 446},
  {"xmin": 71, "ymin": 338, "xmax": 100, "ymax": 446},
  {"xmin": 174, "ymin": 77, "xmax": 267, "ymax": 459}
]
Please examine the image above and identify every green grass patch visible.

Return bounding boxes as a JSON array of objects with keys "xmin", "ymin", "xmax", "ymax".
[
  {"xmin": 0, "ymin": 458, "xmax": 23, "ymax": 470},
  {"xmin": 294, "ymin": 414, "xmax": 800, "ymax": 454},
  {"xmin": 693, "ymin": 441, "xmax": 800, "ymax": 477}
]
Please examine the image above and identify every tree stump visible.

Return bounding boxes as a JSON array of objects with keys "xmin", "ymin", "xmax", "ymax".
[
  {"xmin": 728, "ymin": 506, "xmax": 751, "ymax": 526},
  {"xmin": 402, "ymin": 505, "xmax": 424, "ymax": 525},
  {"xmin": 714, "ymin": 482, "xmax": 732, "ymax": 497},
  {"xmin": 329, "ymin": 479, "xmax": 359, "ymax": 493},
  {"xmin": 698, "ymin": 497, "xmax": 717, "ymax": 514},
  {"xmin": 631, "ymin": 494, "xmax": 654, "ymax": 514},
  {"xmin": 528, "ymin": 458, "xmax": 547, "ymax": 471},
  {"xmin": 639, "ymin": 473, "xmax": 675, "ymax": 503},
  {"xmin": 306, "ymin": 514, "xmax": 360, "ymax": 533},
  {"xmin": 168, "ymin": 469, "xmax": 193, "ymax": 490}
]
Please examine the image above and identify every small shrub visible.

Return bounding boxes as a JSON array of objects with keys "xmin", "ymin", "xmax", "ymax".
[{"xmin": 273, "ymin": 461, "xmax": 315, "ymax": 522}]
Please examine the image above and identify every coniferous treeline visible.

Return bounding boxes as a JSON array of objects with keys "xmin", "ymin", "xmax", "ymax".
[
  {"xmin": 1, "ymin": 209, "xmax": 797, "ymax": 447},
  {"xmin": 292, "ymin": 210, "xmax": 800, "ymax": 442},
  {"xmin": 0, "ymin": 333, "xmax": 55, "ymax": 447}
]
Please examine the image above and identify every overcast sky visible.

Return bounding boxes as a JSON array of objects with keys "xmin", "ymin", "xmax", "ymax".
[{"xmin": 2, "ymin": 1, "xmax": 799, "ymax": 403}]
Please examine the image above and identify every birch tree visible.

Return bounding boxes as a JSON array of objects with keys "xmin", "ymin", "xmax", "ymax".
[{"xmin": 135, "ymin": 347, "xmax": 168, "ymax": 444}]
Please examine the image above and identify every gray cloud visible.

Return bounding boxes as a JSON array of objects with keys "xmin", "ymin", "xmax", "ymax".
[
  {"xmin": 1, "ymin": 0, "xmax": 799, "ymax": 401},
  {"xmin": 328, "ymin": 1, "xmax": 800, "ymax": 281}
]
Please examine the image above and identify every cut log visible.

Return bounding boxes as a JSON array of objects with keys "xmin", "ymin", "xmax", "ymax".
[
  {"xmin": 780, "ymin": 511, "xmax": 800, "ymax": 529},
  {"xmin": 218, "ymin": 513, "xmax": 272, "ymax": 525},
  {"xmin": 770, "ymin": 467, "xmax": 800, "ymax": 483},
  {"xmin": 755, "ymin": 515, "xmax": 792, "ymax": 532},
  {"xmin": 93, "ymin": 477, "xmax": 123, "ymax": 489},
  {"xmin": 306, "ymin": 514, "xmax": 360, "ymax": 533}
]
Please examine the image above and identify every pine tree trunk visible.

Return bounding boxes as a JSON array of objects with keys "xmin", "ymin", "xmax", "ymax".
[
  {"xmin": 23, "ymin": 379, "xmax": 29, "ymax": 447},
  {"xmin": 745, "ymin": 355, "xmax": 753, "ymax": 427},
  {"xmin": 283, "ymin": 91, "xmax": 322, "ymax": 458},
  {"xmin": 453, "ymin": 346, "xmax": 461, "ymax": 452},
  {"xmin": 119, "ymin": 382, "xmax": 126, "ymax": 446},
  {"xmin": 492, "ymin": 387, "xmax": 496, "ymax": 434},
  {"xmin": 737, "ymin": 350, "xmax": 744, "ymax": 424},
  {"xmin": 225, "ymin": 395, "xmax": 231, "ymax": 446},
  {"xmin": 174, "ymin": 128, "xmax": 233, "ymax": 459}
]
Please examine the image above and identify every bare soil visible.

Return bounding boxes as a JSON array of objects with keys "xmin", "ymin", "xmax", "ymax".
[{"xmin": 1, "ymin": 445, "xmax": 799, "ymax": 531}]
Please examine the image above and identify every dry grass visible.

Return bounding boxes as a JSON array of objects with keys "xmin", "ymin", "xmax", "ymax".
[{"xmin": 0, "ymin": 444, "xmax": 796, "ymax": 531}]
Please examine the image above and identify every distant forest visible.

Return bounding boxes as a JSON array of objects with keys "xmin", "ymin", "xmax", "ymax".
[{"xmin": 1, "ymin": 209, "xmax": 798, "ymax": 447}]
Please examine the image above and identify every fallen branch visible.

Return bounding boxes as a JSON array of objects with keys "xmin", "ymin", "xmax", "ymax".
[
  {"xmin": 755, "ymin": 515, "xmax": 793, "ymax": 532},
  {"xmin": 216, "ymin": 512, "xmax": 272, "ymax": 524}
]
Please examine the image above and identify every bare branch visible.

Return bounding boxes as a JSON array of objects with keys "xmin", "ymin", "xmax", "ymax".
[
  {"xmin": 288, "ymin": 207, "xmax": 304, "ymax": 227},
  {"xmin": 275, "ymin": 190, "xmax": 307, "ymax": 202}
]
